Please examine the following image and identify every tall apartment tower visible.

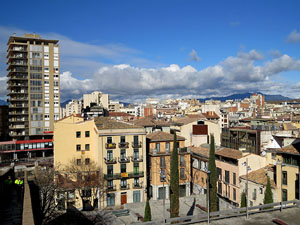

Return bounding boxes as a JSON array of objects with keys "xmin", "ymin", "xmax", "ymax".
[{"xmin": 7, "ymin": 34, "xmax": 60, "ymax": 139}]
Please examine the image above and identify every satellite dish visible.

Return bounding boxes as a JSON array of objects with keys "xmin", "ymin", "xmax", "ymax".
[{"xmin": 261, "ymin": 151, "xmax": 266, "ymax": 156}]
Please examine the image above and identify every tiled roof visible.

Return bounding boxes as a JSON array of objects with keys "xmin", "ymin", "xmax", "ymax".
[
  {"xmin": 146, "ymin": 131, "xmax": 185, "ymax": 142},
  {"xmin": 215, "ymin": 147, "xmax": 243, "ymax": 159},
  {"xmin": 240, "ymin": 166, "xmax": 276, "ymax": 188},
  {"xmin": 109, "ymin": 112, "xmax": 131, "ymax": 117},
  {"xmin": 278, "ymin": 139, "xmax": 300, "ymax": 155},
  {"xmin": 202, "ymin": 112, "xmax": 220, "ymax": 119},
  {"xmin": 189, "ymin": 146, "xmax": 209, "ymax": 158},
  {"xmin": 172, "ymin": 115, "xmax": 204, "ymax": 125},
  {"xmin": 94, "ymin": 117, "xmax": 142, "ymax": 130},
  {"xmin": 130, "ymin": 116, "xmax": 171, "ymax": 127}
]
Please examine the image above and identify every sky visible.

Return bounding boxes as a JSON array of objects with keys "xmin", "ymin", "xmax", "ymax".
[{"xmin": 0, "ymin": 0, "xmax": 300, "ymax": 102}]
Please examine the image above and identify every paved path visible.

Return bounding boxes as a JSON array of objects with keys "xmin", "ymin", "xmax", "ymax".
[{"xmin": 0, "ymin": 187, "xmax": 23, "ymax": 225}]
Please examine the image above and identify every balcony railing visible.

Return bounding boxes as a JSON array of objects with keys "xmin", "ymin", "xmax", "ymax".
[
  {"xmin": 120, "ymin": 184, "xmax": 130, "ymax": 190},
  {"xmin": 118, "ymin": 156, "xmax": 130, "ymax": 163},
  {"xmin": 133, "ymin": 183, "xmax": 143, "ymax": 189},
  {"xmin": 104, "ymin": 157, "xmax": 117, "ymax": 164},
  {"xmin": 119, "ymin": 142, "xmax": 129, "ymax": 148},
  {"xmin": 106, "ymin": 185, "xmax": 116, "ymax": 191},
  {"xmin": 105, "ymin": 143, "xmax": 116, "ymax": 149},
  {"xmin": 104, "ymin": 173, "xmax": 121, "ymax": 180},
  {"xmin": 132, "ymin": 141, "xmax": 142, "ymax": 148},
  {"xmin": 131, "ymin": 155, "xmax": 143, "ymax": 162},
  {"xmin": 128, "ymin": 171, "xmax": 144, "ymax": 178}
]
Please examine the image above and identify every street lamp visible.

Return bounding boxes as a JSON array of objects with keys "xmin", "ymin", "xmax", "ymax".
[
  {"xmin": 242, "ymin": 158, "xmax": 251, "ymax": 219},
  {"xmin": 160, "ymin": 169, "xmax": 166, "ymax": 223}
]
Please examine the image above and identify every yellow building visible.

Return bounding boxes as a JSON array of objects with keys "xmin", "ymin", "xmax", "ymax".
[
  {"xmin": 275, "ymin": 141, "xmax": 300, "ymax": 202},
  {"xmin": 54, "ymin": 115, "xmax": 147, "ymax": 208},
  {"xmin": 146, "ymin": 131, "xmax": 191, "ymax": 200}
]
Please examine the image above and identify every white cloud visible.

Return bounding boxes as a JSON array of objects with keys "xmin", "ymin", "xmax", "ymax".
[
  {"xmin": 189, "ymin": 49, "xmax": 202, "ymax": 62},
  {"xmin": 269, "ymin": 50, "xmax": 282, "ymax": 58},
  {"xmin": 237, "ymin": 50, "xmax": 264, "ymax": 60},
  {"xmin": 59, "ymin": 50, "xmax": 300, "ymax": 101},
  {"xmin": 287, "ymin": 30, "xmax": 300, "ymax": 43}
]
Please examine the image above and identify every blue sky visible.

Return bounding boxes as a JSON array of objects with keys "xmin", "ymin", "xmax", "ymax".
[{"xmin": 0, "ymin": 0, "xmax": 300, "ymax": 102}]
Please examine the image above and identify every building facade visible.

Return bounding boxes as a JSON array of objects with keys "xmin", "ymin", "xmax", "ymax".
[
  {"xmin": 7, "ymin": 33, "xmax": 60, "ymax": 139},
  {"xmin": 146, "ymin": 131, "xmax": 191, "ymax": 200},
  {"xmin": 54, "ymin": 115, "xmax": 147, "ymax": 208}
]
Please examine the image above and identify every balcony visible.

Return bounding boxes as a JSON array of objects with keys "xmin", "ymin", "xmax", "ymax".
[
  {"xmin": 133, "ymin": 183, "xmax": 143, "ymax": 189},
  {"xmin": 150, "ymin": 149, "xmax": 171, "ymax": 156},
  {"xmin": 118, "ymin": 142, "xmax": 129, "ymax": 148},
  {"xmin": 118, "ymin": 156, "xmax": 130, "ymax": 163},
  {"xmin": 120, "ymin": 184, "xmax": 130, "ymax": 190},
  {"xmin": 104, "ymin": 173, "xmax": 121, "ymax": 180},
  {"xmin": 132, "ymin": 141, "xmax": 142, "ymax": 148},
  {"xmin": 10, "ymin": 47, "xmax": 27, "ymax": 52},
  {"xmin": 131, "ymin": 155, "xmax": 143, "ymax": 162},
  {"xmin": 106, "ymin": 185, "xmax": 116, "ymax": 191},
  {"xmin": 128, "ymin": 171, "xmax": 144, "ymax": 178},
  {"xmin": 105, "ymin": 143, "xmax": 116, "ymax": 149},
  {"xmin": 8, "ymin": 104, "xmax": 28, "ymax": 108},
  {"xmin": 104, "ymin": 157, "xmax": 117, "ymax": 164}
]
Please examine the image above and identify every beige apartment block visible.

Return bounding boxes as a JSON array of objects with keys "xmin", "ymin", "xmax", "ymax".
[
  {"xmin": 83, "ymin": 91, "xmax": 109, "ymax": 109},
  {"xmin": 7, "ymin": 33, "xmax": 60, "ymax": 138},
  {"xmin": 54, "ymin": 115, "xmax": 147, "ymax": 208},
  {"xmin": 64, "ymin": 99, "xmax": 82, "ymax": 117},
  {"xmin": 147, "ymin": 131, "xmax": 191, "ymax": 200}
]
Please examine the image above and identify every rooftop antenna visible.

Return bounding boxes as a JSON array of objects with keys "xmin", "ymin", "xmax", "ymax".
[{"xmin": 13, "ymin": 32, "xmax": 16, "ymax": 36}]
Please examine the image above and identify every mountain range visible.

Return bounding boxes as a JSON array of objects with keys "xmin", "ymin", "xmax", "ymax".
[{"xmin": 198, "ymin": 92, "xmax": 292, "ymax": 102}]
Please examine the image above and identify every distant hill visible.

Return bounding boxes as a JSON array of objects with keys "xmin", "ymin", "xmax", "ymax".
[
  {"xmin": 0, "ymin": 99, "xmax": 7, "ymax": 106},
  {"xmin": 198, "ymin": 92, "xmax": 292, "ymax": 102}
]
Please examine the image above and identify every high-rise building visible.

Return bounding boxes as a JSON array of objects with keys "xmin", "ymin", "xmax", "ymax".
[{"xmin": 7, "ymin": 33, "xmax": 60, "ymax": 139}]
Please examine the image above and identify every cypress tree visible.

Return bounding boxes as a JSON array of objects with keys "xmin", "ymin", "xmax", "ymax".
[
  {"xmin": 170, "ymin": 132, "xmax": 179, "ymax": 218},
  {"xmin": 144, "ymin": 199, "xmax": 152, "ymax": 222},
  {"xmin": 241, "ymin": 191, "xmax": 246, "ymax": 208},
  {"xmin": 207, "ymin": 135, "xmax": 217, "ymax": 212},
  {"xmin": 264, "ymin": 176, "xmax": 273, "ymax": 204}
]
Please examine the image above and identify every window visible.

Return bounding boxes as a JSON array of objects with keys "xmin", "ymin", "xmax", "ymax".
[
  {"xmin": 217, "ymin": 167, "xmax": 222, "ymax": 180},
  {"xmin": 107, "ymin": 137, "xmax": 112, "ymax": 144},
  {"xmin": 134, "ymin": 135, "xmax": 139, "ymax": 144},
  {"xmin": 282, "ymin": 189, "xmax": 288, "ymax": 201},
  {"xmin": 76, "ymin": 131, "xmax": 81, "ymax": 138},
  {"xmin": 67, "ymin": 191, "xmax": 75, "ymax": 199},
  {"xmin": 233, "ymin": 188, "xmax": 236, "ymax": 201},
  {"xmin": 282, "ymin": 171, "xmax": 287, "ymax": 185},
  {"xmin": 120, "ymin": 179, "xmax": 127, "ymax": 188},
  {"xmin": 107, "ymin": 150, "xmax": 113, "ymax": 161},
  {"xmin": 180, "ymin": 168, "xmax": 185, "ymax": 179},
  {"xmin": 225, "ymin": 170, "xmax": 230, "ymax": 184},
  {"xmin": 85, "ymin": 131, "xmax": 90, "ymax": 137},
  {"xmin": 158, "ymin": 187, "xmax": 166, "ymax": 199},
  {"xmin": 218, "ymin": 181, "xmax": 222, "ymax": 194},
  {"xmin": 180, "ymin": 155, "xmax": 185, "ymax": 167},
  {"xmin": 107, "ymin": 193, "xmax": 115, "ymax": 206},
  {"xmin": 134, "ymin": 163, "xmax": 139, "ymax": 174},
  {"xmin": 76, "ymin": 145, "xmax": 81, "ymax": 151},
  {"xmin": 156, "ymin": 143, "xmax": 160, "ymax": 152},
  {"xmin": 107, "ymin": 165, "xmax": 113, "ymax": 176},
  {"xmin": 82, "ymin": 189, "xmax": 91, "ymax": 197},
  {"xmin": 259, "ymin": 187, "xmax": 263, "ymax": 194},
  {"xmin": 233, "ymin": 173, "xmax": 236, "ymax": 185},
  {"xmin": 166, "ymin": 142, "xmax": 170, "ymax": 151},
  {"xmin": 76, "ymin": 159, "xmax": 81, "ymax": 165},
  {"xmin": 120, "ymin": 149, "xmax": 126, "ymax": 160},
  {"xmin": 160, "ymin": 156, "xmax": 166, "ymax": 168},
  {"xmin": 252, "ymin": 189, "xmax": 257, "ymax": 200},
  {"xmin": 121, "ymin": 164, "xmax": 126, "ymax": 173},
  {"xmin": 85, "ymin": 158, "xmax": 90, "ymax": 165},
  {"xmin": 85, "ymin": 144, "xmax": 90, "ymax": 151},
  {"xmin": 120, "ymin": 136, "xmax": 125, "ymax": 143},
  {"xmin": 133, "ymin": 191, "xmax": 141, "ymax": 202},
  {"xmin": 133, "ymin": 149, "xmax": 139, "ymax": 159}
]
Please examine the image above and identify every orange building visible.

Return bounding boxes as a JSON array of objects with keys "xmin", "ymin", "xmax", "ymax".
[{"xmin": 146, "ymin": 131, "xmax": 191, "ymax": 200}]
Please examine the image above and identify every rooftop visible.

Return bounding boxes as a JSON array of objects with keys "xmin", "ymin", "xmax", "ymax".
[
  {"xmin": 215, "ymin": 147, "xmax": 243, "ymax": 160},
  {"xmin": 94, "ymin": 117, "xmax": 142, "ymax": 130},
  {"xmin": 146, "ymin": 131, "xmax": 185, "ymax": 142},
  {"xmin": 240, "ymin": 166, "xmax": 276, "ymax": 188},
  {"xmin": 278, "ymin": 139, "xmax": 300, "ymax": 155},
  {"xmin": 130, "ymin": 116, "xmax": 171, "ymax": 127},
  {"xmin": 189, "ymin": 146, "xmax": 210, "ymax": 158}
]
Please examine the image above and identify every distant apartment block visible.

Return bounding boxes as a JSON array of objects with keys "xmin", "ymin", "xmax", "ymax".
[
  {"xmin": 83, "ymin": 91, "xmax": 109, "ymax": 109},
  {"xmin": 7, "ymin": 33, "xmax": 60, "ymax": 138},
  {"xmin": 64, "ymin": 99, "xmax": 82, "ymax": 117}
]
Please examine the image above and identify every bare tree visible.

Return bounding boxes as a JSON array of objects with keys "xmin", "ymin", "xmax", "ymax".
[
  {"xmin": 59, "ymin": 156, "xmax": 106, "ymax": 211},
  {"xmin": 34, "ymin": 166, "xmax": 62, "ymax": 225}
]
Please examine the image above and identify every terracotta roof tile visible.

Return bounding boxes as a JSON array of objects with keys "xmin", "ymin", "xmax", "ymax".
[
  {"xmin": 94, "ymin": 117, "xmax": 142, "ymax": 130},
  {"xmin": 215, "ymin": 147, "xmax": 243, "ymax": 159},
  {"xmin": 202, "ymin": 112, "xmax": 220, "ymax": 119},
  {"xmin": 189, "ymin": 146, "xmax": 209, "ymax": 158},
  {"xmin": 130, "ymin": 116, "xmax": 171, "ymax": 127},
  {"xmin": 146, "ymin": 131, "xmax": 185, "ymax": 142},
  {"xmin": 240, "ymin": 166, "xmax": 276, "ymax": 188},
  {"xmin": 278, "ymin": 140, "xmax": 300, "ymax": 155}
]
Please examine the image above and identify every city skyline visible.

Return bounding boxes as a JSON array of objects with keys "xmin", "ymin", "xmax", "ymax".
[{"xmin": 1, "ymin": 0, "xmax": 300, "ymax": 102}]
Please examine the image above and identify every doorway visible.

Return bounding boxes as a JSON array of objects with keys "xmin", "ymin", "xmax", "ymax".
[{"xmin": 121, "ymin": 192, "xmax": 127, "ymax": 205}]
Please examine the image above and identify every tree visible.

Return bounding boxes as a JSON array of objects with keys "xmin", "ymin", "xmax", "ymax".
[
  {"xmin": 263, "ymin": 176, "xmax": 273, "ymax": 204},
  {"xmin": 58, "ymin": 156, "xmax": 105, "ymax": 211},
  {"xmin": 207, "ymin": 134, "xmax": 217, "ymax": 212},
  {"xmin": 170, "ymin": 132, "xmax": 179, "ymax": 218},
  {"xmin": 144, "ymin": 199, "xmax": 152, "ymax": 222},
  {"xmin": 240, "ymin": 191, "xmax": 246, "ymax": 208},
  {"xmin": 34, "ymin": 166, "xmax": 61, "ymax": 225}
]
